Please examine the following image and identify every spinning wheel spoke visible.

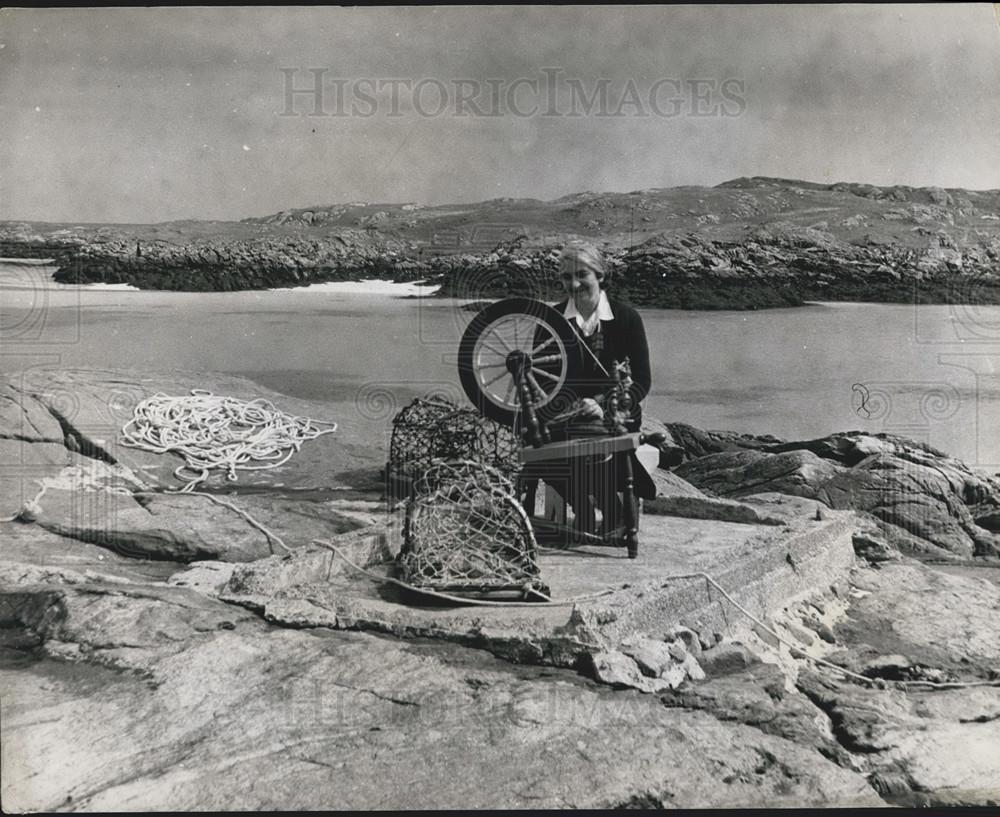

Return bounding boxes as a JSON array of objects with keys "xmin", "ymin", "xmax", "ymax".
[
  {"xmin": 530, "ymin": 367, "xmax": 559, "ymax": 383},
  {"xmin": 532, "ymin": 354, "xmax": 563, "ymax": 366},
  {"xmin": 479, "ymin": 340, "xmax": 509, "ymax": 358},
  {"xmin": 482, "ymin": 369, "xmax": 510, "ymax": 388},
  {"xmin": 477, "ymin": 361, "xmax": 508, "ymax": 370},
  {"xmin": 503, "ymin": 379, "xmax": 516, "ymax": 406},
  {"xmin": 531, "ymin": 337, "xmax": 557, "ymax": 357}
]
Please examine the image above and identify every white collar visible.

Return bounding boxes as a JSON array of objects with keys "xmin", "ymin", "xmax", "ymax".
[{"xmin": 563, "ymin": 291, "xmax": 614, "ymax": 336}]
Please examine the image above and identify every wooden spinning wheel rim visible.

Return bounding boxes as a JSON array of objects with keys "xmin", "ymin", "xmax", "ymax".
[{"xmin": 458, "ymin": 297, "xmax": 585, "ymax": 427}]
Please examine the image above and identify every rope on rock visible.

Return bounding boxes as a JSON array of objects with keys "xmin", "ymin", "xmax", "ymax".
[
  {"xmin": 138, "ymin": 490, "xmax": 295, "ymax": 557},
  {"xmin": 120, "ymin": 390, "xmax": 338, "ymax": 492},
  {"xmin": 659, "ymin": 571, "xmax": 1000, "ymax": 691},
  {"xmin": 0, "ymin": 483, "xmax": 49, "ymax": 523}
]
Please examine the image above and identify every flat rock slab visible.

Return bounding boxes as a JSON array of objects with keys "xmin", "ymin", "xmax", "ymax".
[
  {"xmin": 224, "ymin": 511, "xmax": 858, "ymax": 665},
  {"xmin": 30, "ymin": 489, "xmax": 371, "ymax": 564},
  {"xmin": 1, "ymin": 624, "xmax": 882, "ymax": 811},
  {"xmin": 12, "ymin": 367, "xmax": 385, "ymax": 492},
  {"xmin": 0, "ymin": 439, "xmax": 84, "ymax": 518}
]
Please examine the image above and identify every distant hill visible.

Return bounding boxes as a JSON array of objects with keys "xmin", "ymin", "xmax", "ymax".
[
  {"xmin": 239, "ymin": 176, "xmax": 1000, "ymax": 251},
  {"xmin": 2, "ymin": 177, "xmax": 999, "ymax": 308}
]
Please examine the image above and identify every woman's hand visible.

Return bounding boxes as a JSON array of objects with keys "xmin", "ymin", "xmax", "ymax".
[{"xmin": 577, "ymin": 397, "xmax": 604, "ymax": 420}]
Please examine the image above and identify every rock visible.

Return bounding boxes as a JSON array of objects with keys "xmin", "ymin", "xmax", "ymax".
[
  {"xmin": 639, "ymin": 417, "xmax": 686, "ymax": 468},
  {"xmin": 783, "ymin": 620, "xmax": 816, "ymax": 648},
  {"xmin": 660, "ymin": 663, "xmax": 689, "ymax": 690},
  {"xmin": 835, "ymin": 562, "xmax": 1000, "ymax": 676},
  {"xmin": 798, "ymin": 670, "xmax": 1000, "ymax": 806},
  {"xmin": 644, "ymin": 493, "xmax": 787, "ymax": 526},
  {"xmin": 674, "ymin": 449, "xmax": 843, "ymax": 501},
  {"xmin": 588, "ymin": 650, "xmax": 673, "ymax": 693},
  {"xmin": 31, "ymin": 487, "xmax": 367, "ymax": 563},
  {"xmin": 851, "ymin": 516, "xmax": 903, "ymax": 563},
  {"xmin": 859, "ymin": 654, "xmax": 914, "ymax": 679},
  {"xmin": 739, "ymin": 492, "xmax": 831, "ymax": 520},
  {"xmin": 671, "ymin": 430, "xmax": 1000, "ymax": 559},
  {"xmin": 660, "ymin": 660, "xmax": 849, "ymax": 764},
  {"xmin": 0, "ymin": 382, "xmax": 66, "ymax": 443},
  {"xmin": 222, "ymin": 528, "xmax": 396, "ymax": 609},
  {"xmin": 0, "ymin": 439, "xmax": 82, "ymax": 518},
  {"xmin": 927, "ymin": 187, "xmax": 953, "ymax": 207},
  {"xmin": 802, "ymin": 615, "xmax": 836, "ymax": 644},
  {"xmin": 666, "ymin": 625, "xmax": 702, "ymax": 657},
  {"xmin": 680, "ymin": 653, "xmax": 706, "ymax": 681},
  {"xmin": 752, "ymin": 621, "xmax": 781, "ymax": 649},
  {"xmin": 619, "ymin": 637, "xmax": 676, "ymax": 678},
  {"xmin": 663, "ymin": 423, "xmax": 783, "ymax": 461},
  {"xmin": 0, "ymin": 589, "xmax": 884, "ymax": 811},
  {"xmin": 648, "ymin": 468, "xmax": 705, "ymax": 498},
  {"xmin": 645, "ymin": 460, "xmax": 787, "ymax": 525},
  {"xmin": 166, "ymin": 561, "xmax": 238, "ymax": 597},
  {"xmin": 0, "ymin": 369, "xmax": 388, "ymax": 564},
  {"xmin": 615, "ymin": 635, "xmax": 706, "ymax": 685},
  {"xmin": 15, "ymin": 368, "xmax": 385, "ymax": 493},
  {"xmin": 698, "ymin": 642, "xmax": 761, "ymax": 676},
  {"xmin": 4, "ymin": 365, "xmax": 999, "ymax": 807}
]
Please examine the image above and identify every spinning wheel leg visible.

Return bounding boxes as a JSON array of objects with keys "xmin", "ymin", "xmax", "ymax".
[
  {"xmin": 621, "ymin": 453, "xmax": 639, "ymax": 559},
  {"xmin": 521, "ymin": 477, "xmax": 539, "ymax": 517}
]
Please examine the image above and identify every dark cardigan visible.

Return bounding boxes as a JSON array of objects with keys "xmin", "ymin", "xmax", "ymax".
[{"xmin": 553, "ymin": 297, "xmax": 651, "ymax": 428}]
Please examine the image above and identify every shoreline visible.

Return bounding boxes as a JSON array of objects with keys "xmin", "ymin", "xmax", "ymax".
[{"xmin": 1, "ymin": 260, "xmax": 991, "ymax": 312}]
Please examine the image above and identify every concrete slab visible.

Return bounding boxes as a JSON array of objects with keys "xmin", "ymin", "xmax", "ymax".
[{"xmin": 221, "ymin": 504, "xmax": 859, "ymax": 669}]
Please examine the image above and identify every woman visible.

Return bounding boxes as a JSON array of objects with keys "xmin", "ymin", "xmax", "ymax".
[
  {"xmin": 547, "ymin": 242, "xmax": 655, "ymax": 534},
  {"xmin": 552, "ymin": 242, "xmax": 651, "ymax": 430}
]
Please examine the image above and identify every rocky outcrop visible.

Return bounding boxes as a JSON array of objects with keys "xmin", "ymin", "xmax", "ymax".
[
  {"xmin": 3, "ymin": 176, "xmax": 999, "ymax": 307},
  {"xmin": 4, "ymin": 367, "xmax": 1000, "ymax": 808},
  {"xmin": 52, "ymin": 231, "xmax": 419, "ymax": 292},
  {"xmin": 0, "ymin": 368, "xmax": 386, "ymax": 561},
  {"xmin": 428, "ymin": 228, "xmax": 1000, "ymax": 309},
  {"xmin": 794, "ymin": 562, "xmax": 1000, "ymax": 807},
  {"xmin": 671, "ymin": 430, "xmax": 1000, "ymax": 560},
  {"xmin": 1, "ymin": 567, "xmax": 884, "ymax": 810}
]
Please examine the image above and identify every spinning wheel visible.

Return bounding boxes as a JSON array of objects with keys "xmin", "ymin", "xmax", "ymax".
[
  {"xmin": 457, "ymin": 298, "xmax": 584, "ymax": 429},
  {"xmin": 457, "ymin": 297, "xmax": 648, "ymax": 559}
]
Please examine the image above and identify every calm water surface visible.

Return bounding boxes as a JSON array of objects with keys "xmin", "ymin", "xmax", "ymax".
[{"xmin": 2, "ymin": 260, "xmax": 998, "ymax": 470}]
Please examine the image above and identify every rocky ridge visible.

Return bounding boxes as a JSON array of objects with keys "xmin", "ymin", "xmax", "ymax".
[{"xmin": 2, "ymin": 176, "xmax": 1000, "ymax": 308}]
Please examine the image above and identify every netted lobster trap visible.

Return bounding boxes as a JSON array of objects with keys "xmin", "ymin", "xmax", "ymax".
[
  {"xmin": 399, "ymin": 460, "xmax": 550, "ymax": 599},
  {"xmin": 386, "ymin": 395, "xmax": 520, "ymax": 497}
]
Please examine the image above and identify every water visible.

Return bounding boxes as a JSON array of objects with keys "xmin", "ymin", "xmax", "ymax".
[{"xmin": 2, "ymin": 260, "xmax": 999, "ymax": 470}]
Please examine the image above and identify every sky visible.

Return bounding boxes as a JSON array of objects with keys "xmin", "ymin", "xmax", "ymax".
[{"xmin": 1, "ymin": 4, "xmax": 999, "ymax": 223}]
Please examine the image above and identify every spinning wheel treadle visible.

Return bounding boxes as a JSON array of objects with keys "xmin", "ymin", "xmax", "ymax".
[{"xmin": 458, "ymin": 297, "xmax": 584, "ymax": 429}]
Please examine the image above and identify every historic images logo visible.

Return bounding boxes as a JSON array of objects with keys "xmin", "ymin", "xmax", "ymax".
[{"xmin": 279, "ymin": 68, "xmax": 746, "ymax": 119}]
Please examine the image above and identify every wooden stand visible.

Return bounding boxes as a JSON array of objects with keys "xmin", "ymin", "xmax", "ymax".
[{"xmin": 512, "ymin": 356, "xmax": 642, "ymax": 559}]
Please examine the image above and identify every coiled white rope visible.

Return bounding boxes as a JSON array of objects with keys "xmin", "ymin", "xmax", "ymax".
[{"xmin": 120, "ymin": 390, "xmax": 338, "ymax": 492}]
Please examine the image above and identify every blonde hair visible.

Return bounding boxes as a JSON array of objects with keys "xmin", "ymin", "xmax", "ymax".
[{"xmin": 559, "ymin": 241, "xmax": 611, "ymax": 286}]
